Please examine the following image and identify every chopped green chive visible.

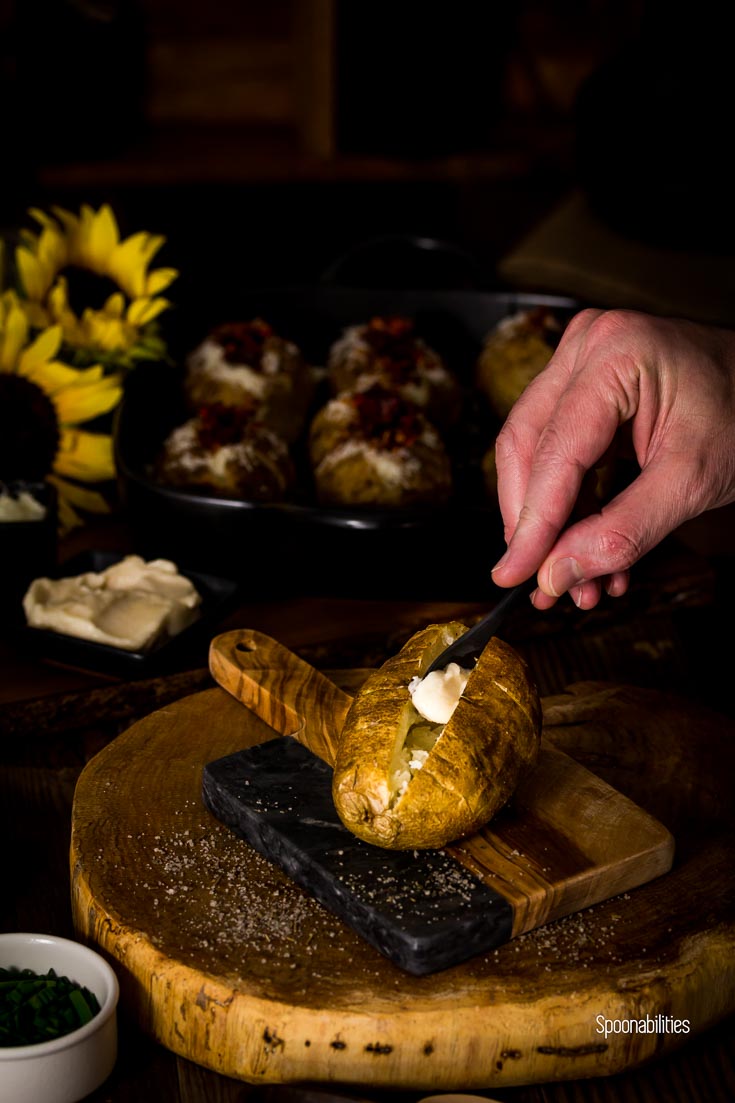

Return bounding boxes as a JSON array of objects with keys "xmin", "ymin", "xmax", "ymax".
[{"xmin": 0, "ymin": 966, "xmax": 102, "ymax": 1047}]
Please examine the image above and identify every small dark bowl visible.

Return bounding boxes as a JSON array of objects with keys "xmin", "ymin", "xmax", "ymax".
[{"xmin": 0, "ymin": 481, "xmax": 58, "ymax": 626}]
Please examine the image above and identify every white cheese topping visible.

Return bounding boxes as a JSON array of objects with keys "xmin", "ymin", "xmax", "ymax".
[
  {"xmin": 23, "ymin": 555, "xmax": 202, "ymax": 652},
  {"xmin": 161, "ymin": 419, "xmax": 287, "ymax": 478},
  {"xmin": 317, "ymin": 438, "xmax": 421, "ymax": 487},
  {"xmin": 0, "ymin": 490, "xmax": 47, "ymax": 522},
  {"xmin": 408, "ymin": 662, "xmax": 471, "ymax": 725}
]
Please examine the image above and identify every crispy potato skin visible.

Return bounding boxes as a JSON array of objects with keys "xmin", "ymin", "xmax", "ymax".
[{"xmin": 332, "ymin": 621, "xmax": 541, "ymax": 849}]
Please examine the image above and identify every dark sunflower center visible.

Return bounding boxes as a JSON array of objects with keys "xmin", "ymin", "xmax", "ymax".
[
  {"xmin": 0, "ymin": 374, "xmax": 60, "ymax": 481},
  {"xmin": 62, "ymin": 266, "xmax": 122, "ymax": 314}
]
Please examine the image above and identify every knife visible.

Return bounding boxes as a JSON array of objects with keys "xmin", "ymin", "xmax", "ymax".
[{"xmin": 423, "ymin": 576, "xmax": 537, "ymax": 676}]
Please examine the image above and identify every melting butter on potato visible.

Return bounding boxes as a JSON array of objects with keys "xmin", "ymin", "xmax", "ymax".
[
  {"xmin": 332, "ymin": 620, "xmax": 541, "ymax": 849},
  {"xmin": 408, "ymin": 662, "xmax": 470, "ymax": 724}
]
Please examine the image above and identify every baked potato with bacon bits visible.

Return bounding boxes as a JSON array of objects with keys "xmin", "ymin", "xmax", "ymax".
[{"xmin": 332, "ymin": 620, "xmax": 541, "ymax": 849}]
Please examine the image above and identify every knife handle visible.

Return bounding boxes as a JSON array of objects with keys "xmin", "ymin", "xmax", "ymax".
[{"xmin": 208, "ymin": 629, "xmax": 351, "ymax": 766}]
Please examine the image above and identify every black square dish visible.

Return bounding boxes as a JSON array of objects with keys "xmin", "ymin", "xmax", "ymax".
[{"xmin": 20, "ymin": 550, "xmax": 240, "ymax": 676}]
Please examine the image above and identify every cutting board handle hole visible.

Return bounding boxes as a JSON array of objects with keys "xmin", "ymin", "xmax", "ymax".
[{"xmin": 235, "ymin": 642, "xmax": 257, "ymax": 653}]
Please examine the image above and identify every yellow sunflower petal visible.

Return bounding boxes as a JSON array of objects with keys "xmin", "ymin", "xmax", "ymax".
[
  {"xmin": 23, "ymin": 359, "xmax": 107, "ymax": 395},
  {"xmin": 68, "ymin": 364, "xmax": 107, "ymax": 383},
  {"xmin": 0, "ymin": 287, "xmax": 18, "ymax": 313},
  {"xmin": 38, "ymin": 225, "xmax": 68, "ymax": 277},
  {"xmin": 46, "ymin": 279, "xmax": 85, "ymax": 343},
  {"xmin": 48, "ymin": 474, "xmax": 111, "ymax": 513},
  {"xmin": 55, "ymin": 428, "xmax": 116, "ymax": 481},
  {"xmin": 0, "ymin": 301, "xmax": 29, "ymax": 372},
  {"xmin": 88, "ymin": 205, "xmax": 120, "ymax": 274},
  {"xmin": 139, "ymin": 233, "xmax": 166, "ymax": 266},
  {"xmin": 77, "ymin": 205, "xmax": 103, "ymax": 261},
  {"xmin": 24, "ymin": 301, "xmax": 51, "ymax": 330},
  {"xmin": 17, "ymin": 325, "xmax": 63, "ymax": 375},
  {"xmin": 47, "ymin": 277, "xmax": 72, "ymax": 318},
  {"xmin": 28, "ymin": 207, "xmax": 59, "ymax": 231},
  {"xmin": 103, "ymin": 292, "xmax": 126, "ymax": 318},
  {"xmin": 71, "ymin": 204, "xmax": 96, "ymax": 268},
  {"xmin": 145, "ymin": 267, "xmax": 179, "ymax": 296},
  {"xmin": 107, "ymin": 231, "xmax": 151, "ymax": 297},
  {"xmin": 15, "ymin": 246, "xmax": 49, "ymax": 300},
  {"xmin": 23, "ymin": 360, "xmax": 87, "ymax": 393},
  {"xmin": 127, "ymin": 296, "xmax": 170, "ymax": 327},
  {"xmin": 50, "ymin": 482, "xmax": 83, "ymax": 533},
  {"xmin": 54, "ymin": 376, "xmax": 122, "ymax": 424},
  {"xmin": 50, "ymin": 206, "xmax": 80, "ymax": 237},
  {"xmin": 81, "ymin": 310, "xmax": 131, "ymax": 352}
]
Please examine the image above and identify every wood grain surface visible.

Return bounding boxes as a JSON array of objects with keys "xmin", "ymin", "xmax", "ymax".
[
  {"xmin": 209, "ymin": 629, "xmax": 674, "ymax": 937},
  {"xmin": 70, "ymin": 643, "xmax": 735, "ymax": 1089}
]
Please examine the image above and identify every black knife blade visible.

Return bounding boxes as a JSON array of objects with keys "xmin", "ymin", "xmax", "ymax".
[{"xmin": 423, "ymin": 576, "xmax": 536, "ymax": 676}]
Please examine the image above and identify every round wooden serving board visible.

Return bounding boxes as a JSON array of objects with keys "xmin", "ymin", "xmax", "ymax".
[{"xmin": 70, "ymin": 677, "xmax": 735, "ymax": 1090}]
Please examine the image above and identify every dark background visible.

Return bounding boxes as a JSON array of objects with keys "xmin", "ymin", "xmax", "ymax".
[{"xmin": 3, "ymin": 0, "xmax": 730, "ymax": 306}]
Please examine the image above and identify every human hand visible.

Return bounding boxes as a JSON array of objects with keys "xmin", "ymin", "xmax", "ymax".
[{"xmin": 491, "ymin": 308, "xmax": 735, "ymax": 608}]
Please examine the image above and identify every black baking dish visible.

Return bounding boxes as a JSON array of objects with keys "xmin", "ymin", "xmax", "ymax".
[
  {"xmin": 21, "ymin": 550, "xmax": 240, "ymax": 676},
  {"xmin": 114, "ymin": 286, "xmax": 579, "ymax": 598}
]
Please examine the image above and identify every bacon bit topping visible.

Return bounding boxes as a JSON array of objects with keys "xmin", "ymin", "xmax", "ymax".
[
  {"xmin": 196, "ymin": 401, "xmax": 260, "ymax": 449},
  {"xmin": 212, "ymin": 319, "xmax": 274, "ymax": 367},
  {"xmin": 351, "ymin": 385, "xmax": 423, "ymax": 449},
  {"xmin": 365, "ymin": 315, "xmax": 415, "ymax": 347},
  {"xmin": 362, "ymin": 316, "xmax": 425, "ymax": 381}
]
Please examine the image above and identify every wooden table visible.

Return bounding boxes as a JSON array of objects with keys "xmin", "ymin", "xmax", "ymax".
[{"xmin": 2, "ymin": 518, "xmax": 734, "ymax": 1102}]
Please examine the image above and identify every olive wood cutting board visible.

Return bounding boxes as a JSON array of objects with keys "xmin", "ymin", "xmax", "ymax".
[
  {"xmin": 203, "ymin": 631, "xmax": 674, "ymax": 975},
  {"xmin": 70, "ymin": 632, "xmax": 735, "ymax": 1090}
]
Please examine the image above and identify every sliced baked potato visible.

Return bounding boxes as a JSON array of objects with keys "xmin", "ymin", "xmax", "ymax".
[{"xmin": 332, "ymin": 620, "xmax": 541, "ymax": 849}]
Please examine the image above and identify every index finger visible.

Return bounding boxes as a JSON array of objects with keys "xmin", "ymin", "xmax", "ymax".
[
  {"xmin": 494, "ymin": 358, "xmax": 631, "ymax": 585},
  {"xmin": 494, "ymin": 308, "xmax": 602, "ymax": 540}
]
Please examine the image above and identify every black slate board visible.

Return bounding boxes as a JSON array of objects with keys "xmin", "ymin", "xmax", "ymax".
[{"xmin": 202, "ymin": 736, "xmax": 512, "ymax": 975}]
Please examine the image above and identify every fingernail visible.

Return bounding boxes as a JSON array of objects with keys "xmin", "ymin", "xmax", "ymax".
[
  {"xmin": 491, "ymin": 550, "xmax": 509, "ymax": 574},
  {"xmin": 572, "ymin": 585, "xmax": 584, "ymax": 607},
  {"xmin": 549, "ymin": 557, "xmax": 585, "ymax": 597},
  {"xmin": 530, "ymin": 588, "xmax": 539, "ymax": 607},
  {"xmin": 605, "ymin": 573, "xmax": 626, "ymax": 598}
]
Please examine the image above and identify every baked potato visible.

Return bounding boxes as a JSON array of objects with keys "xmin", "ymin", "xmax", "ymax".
[
  {"xmin": 476, "ymin": 307, "xmax": 563, "ymax": 420},
  {"xmin": 327, "ymin": 316, "xmax": 462, "ymax": 429},
  {"xmin": 308, "ymin": 385, "xmax": 452, "ymax": 508},
  {"xmin": 155, "ymin": 403, "xmax": 295, "ymax": 501},
  {"xmin": 332, "ymin": 620, "xmax": 541, "ymax": 849},
  {"xmin": 185, "ymin": 318, "xmax": 315, "ymax": 443}
]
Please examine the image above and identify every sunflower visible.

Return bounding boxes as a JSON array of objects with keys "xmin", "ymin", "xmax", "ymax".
[
  {"xmin": 14, "ymin": 203, "xmax": 178, "ymax": 370},
  {"xmin": 0, "ymin": 291, "xmax": 122, "ymax": 532}
]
